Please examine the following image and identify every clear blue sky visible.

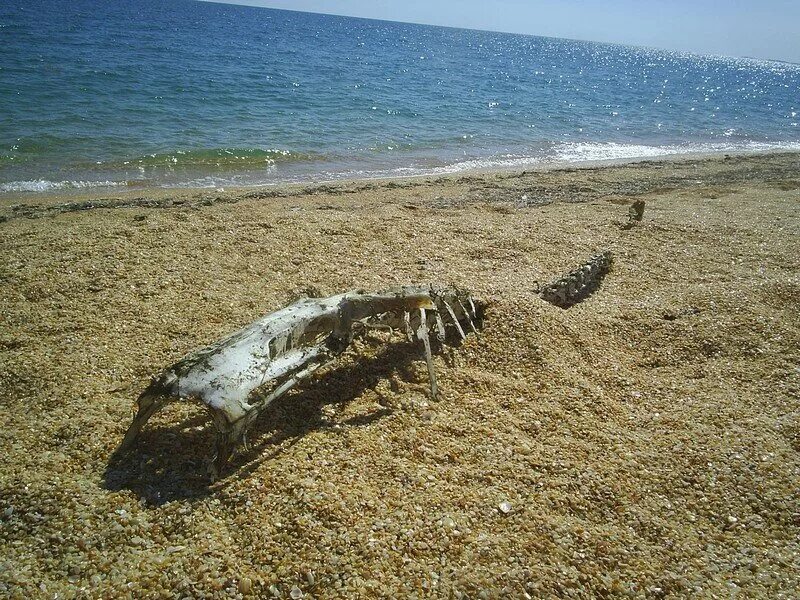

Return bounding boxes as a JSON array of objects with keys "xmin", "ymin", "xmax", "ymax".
[{"xmin": 200, "ymin": 0, "xmax": 800, "ymax": 63}]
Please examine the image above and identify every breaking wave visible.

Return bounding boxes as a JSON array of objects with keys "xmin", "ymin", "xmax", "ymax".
[{"xmin": 0, "ymin": 179, "xmax": 125, "ymax": 193}]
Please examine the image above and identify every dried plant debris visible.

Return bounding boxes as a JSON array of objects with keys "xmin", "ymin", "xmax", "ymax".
[
  {"xmin": 539, "ymin": 251, "xmax": 613, "ymax": 308},
  {"xmin": 115, "ymin": 284, "xmax": 482, "ymax": 477}
]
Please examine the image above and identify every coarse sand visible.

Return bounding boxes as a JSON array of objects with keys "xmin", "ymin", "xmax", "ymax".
[{"xmin": 1, "ymin": 152, "xmax": 799, "ymax": 598}]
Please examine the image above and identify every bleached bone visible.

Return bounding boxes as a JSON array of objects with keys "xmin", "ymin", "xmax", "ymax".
[{"xmin": 116, "ymin": 284, "xmax": 481, "ymax": 476}]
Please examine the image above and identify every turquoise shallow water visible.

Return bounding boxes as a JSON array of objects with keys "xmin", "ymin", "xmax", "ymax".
[{"xmin": 1, "ymin": 0, "xmax": 799, "ymax": 192}]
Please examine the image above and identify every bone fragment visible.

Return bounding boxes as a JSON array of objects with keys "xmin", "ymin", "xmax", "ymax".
[
  {"xmin": 416, "ymin": 308, "xmax": 438, "ymax": 399},
  {"xmin": 442, "ymin": 300, "xmax": 467, "ymax": 341},
  {"xmin": 539, "ymin": 251, "xmax": 612, "ymax": 309}
]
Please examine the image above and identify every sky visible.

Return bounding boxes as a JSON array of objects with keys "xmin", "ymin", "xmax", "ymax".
[{"xmin": 200, "ymin": 0, "xmax": 800, "ymax": 63}]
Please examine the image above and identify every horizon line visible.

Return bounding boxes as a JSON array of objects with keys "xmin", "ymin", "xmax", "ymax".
[{"xmin": 196, "ymin": 0, "xmax": 800, "ymax": 66}]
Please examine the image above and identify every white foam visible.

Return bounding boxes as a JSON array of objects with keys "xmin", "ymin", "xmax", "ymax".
[
  {"xmin": 554, "ymin": 142, "xmax": 683, "ymax": 162},
  {"xmin": 417, "ymin": 140, "xmax": 800, "ymax": 177},
  {"xmin": 272, "ymin": 139, "xmax": 800, "ymax": 184},
  {"xmin": 430, "ymin": 155, "xmax": 545, "ymax": 174},
  {"xmin": 552, "ymin": 140, "xmax": 800, "ymax": 163},
  {"xmin": 0, "ymin": 179, "xmax": 124, "ymax": 193}
]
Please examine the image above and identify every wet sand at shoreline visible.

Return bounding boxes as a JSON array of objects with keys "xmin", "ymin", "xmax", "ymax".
[{"xmin": 1, "ymin": 152, "xmax": 798, "ymax": 597}]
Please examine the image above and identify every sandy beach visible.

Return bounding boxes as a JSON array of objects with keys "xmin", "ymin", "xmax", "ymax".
[{"xmin": 1, "ymin": 152, "xmax": 798, "ymax": 597}]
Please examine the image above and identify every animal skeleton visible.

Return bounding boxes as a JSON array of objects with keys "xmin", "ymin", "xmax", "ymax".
[{"xmin": 116, "ymin": 284, "xmax": 481, "ymax": 476}]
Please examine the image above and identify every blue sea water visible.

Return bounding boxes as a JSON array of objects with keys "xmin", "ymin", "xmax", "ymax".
[{"xmin": 1, "ymin": 0, "xmax": 799, "ymax": 193}]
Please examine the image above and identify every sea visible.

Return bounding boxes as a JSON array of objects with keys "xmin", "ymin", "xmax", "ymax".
[{"xmin": 1, "ymin": 0, "xmax": 799, "ymax": 193}]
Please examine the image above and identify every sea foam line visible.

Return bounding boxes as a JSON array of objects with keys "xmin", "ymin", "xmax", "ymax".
[
  {"xmin": 0, "ymin": 179, "xmax": 125, "ymax": 193},
  {"xmin": 416, "ymin": 140, "xmax": 800, "ymax": 176}
]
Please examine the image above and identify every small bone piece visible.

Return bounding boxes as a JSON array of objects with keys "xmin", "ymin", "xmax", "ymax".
[
  {"xmin": 622, "ymin": 199, "xmax": 646, "ymax": 229},
  {"xmin": 416, "ymin": 308, "xmax": 438, "ymax": 399},
  {"xmin": 442, "ymin": 300, "xmax": 467, "ymax": 341},
  {"xmin": 629, "ymin": 199, "xmax": 645, "ymax": 222}
]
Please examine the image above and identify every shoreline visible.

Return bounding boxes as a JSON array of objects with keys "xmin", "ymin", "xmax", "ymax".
[
  {"xmin": 2, "ymin": 149, "xmax": 799, "ymax": 218},
  {"xmin": 2, "ymin": 146, "xmax": 799, "ymax": 205},
  {"xmin": 1, "ymin": 150, "xmax": 798, "ymax": 597}
]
